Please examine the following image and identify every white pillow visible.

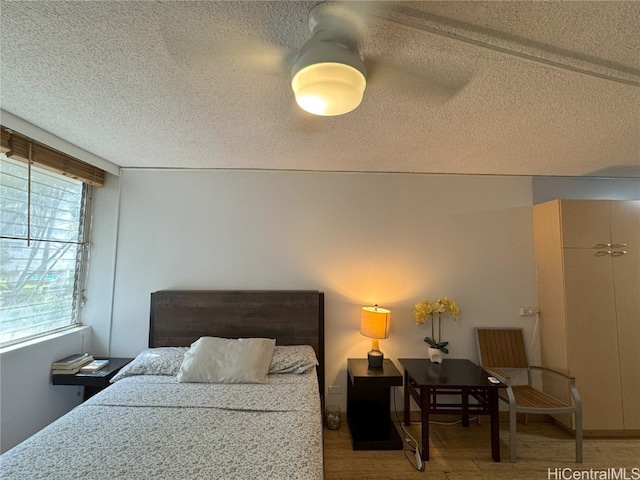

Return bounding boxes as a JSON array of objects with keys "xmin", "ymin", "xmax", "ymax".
[{"xmin": 177, "ymin": 337, "xmax": 275, "ymax": 384}]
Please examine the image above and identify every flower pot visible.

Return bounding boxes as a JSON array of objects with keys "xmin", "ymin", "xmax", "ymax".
[{"xmin": 428, "ymin": 347, "xmax": 444, "ymax": 363}]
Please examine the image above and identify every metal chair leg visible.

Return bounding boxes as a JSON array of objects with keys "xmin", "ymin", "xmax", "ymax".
[
  {"xmin": 575, "ymin": 405, "xmax": 583, "ymax": 463},
  {"xmin": 509, "ymin": 405, "xmax": 517, "ymax": 462}
]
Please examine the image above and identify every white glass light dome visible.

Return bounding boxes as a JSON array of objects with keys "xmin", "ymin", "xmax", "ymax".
[{"xmin": 291, "ymin": 62, "xmax": 367, "ymax": 116}]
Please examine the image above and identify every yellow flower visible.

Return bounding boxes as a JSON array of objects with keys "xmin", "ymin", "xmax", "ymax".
[
  {"xmin": 436, "ymin": 297, "xmax": 460, "ymax": 320},
  {"xmin": 432, "ymin": 301, "xmax": 446, "ymax": 314},
  {"xmin": 449, "ymin": 301, "xmax": 460, "ymax": 320},
  {"xmin": 413, "ymin": 296, "xmax": 461, "ymax": 346},
  {"xmin": 413, "ymin": 300, "xmax": 433, "ymax": 325}
]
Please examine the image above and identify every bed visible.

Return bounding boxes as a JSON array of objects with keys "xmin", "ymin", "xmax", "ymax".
[{"xmin": 0, "ymin": 290, "xmax": 325, "ymax": 480}]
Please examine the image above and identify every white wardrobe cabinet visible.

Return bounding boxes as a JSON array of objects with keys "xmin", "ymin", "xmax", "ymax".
[{"xmin": 533, "ymin": 199, "xmax": 639, "ymax": 434}]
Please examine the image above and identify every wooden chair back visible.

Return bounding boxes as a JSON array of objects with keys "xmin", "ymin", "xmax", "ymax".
[{"xmin": 476, "ymin": 328, "xmax": 529, "ymax": 369}]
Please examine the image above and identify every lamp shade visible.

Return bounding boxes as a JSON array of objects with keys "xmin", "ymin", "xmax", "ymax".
[
  {"xmin": 291, "ymin": 62, "xmax": 366, "ymax": 116},
  {"xmin": 360, "ymin": 306, "xmax": 391, "ymax": 340}
]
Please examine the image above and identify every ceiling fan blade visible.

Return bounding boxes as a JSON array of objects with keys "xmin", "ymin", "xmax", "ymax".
[
  {"xmin": 366, "ymin": 56, "xmax": 473, "ymax": 101},
  {"xmin": 162, "ymin": 25, "xmax": 291, "ymax": 74}
]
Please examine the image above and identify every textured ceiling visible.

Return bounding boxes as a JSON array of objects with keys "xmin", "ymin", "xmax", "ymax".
[{"xmin": 1, "ymin": 1, "xmax": 639, "ymax": 177}]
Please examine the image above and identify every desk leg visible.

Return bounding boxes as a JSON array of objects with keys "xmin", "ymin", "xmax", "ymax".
[
  {"xmin": 489, "ymin": 388, "xmax": 500, "ymax": 462},
  {"xmin": 421, "ymin": 386, "xmax": 430, "ymax": 461},
  {"xmin": 462, "ymin": 388, "xmax": 470, "ymax": 427},
  {"xmin": 404, "ymin": 371, "xmax": 410, "ymax": 426}
]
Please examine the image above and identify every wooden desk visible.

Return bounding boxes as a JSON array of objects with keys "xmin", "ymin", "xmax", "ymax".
[{"xmin": 398, "ymin": 358, "xmax": 505, "ymax": 462}]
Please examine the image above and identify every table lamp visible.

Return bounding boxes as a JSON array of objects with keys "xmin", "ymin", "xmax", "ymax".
[{"xmin": 360, "ymin": 305, "xmax": 391, "ymax": 369}]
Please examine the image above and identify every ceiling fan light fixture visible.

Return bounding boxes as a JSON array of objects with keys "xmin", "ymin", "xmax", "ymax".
[{"xmin": 291, "ymin": 62, "xmax": 366, "ymax": 116}]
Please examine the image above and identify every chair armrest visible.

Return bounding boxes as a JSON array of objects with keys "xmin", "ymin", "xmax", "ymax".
[
  {"xmin": 481, "ymin": 366, "xmax": 511, "ymax": 382},
  {"xmin": 530, "ymin": 365, "xmax": 575, "ymax": 380}
]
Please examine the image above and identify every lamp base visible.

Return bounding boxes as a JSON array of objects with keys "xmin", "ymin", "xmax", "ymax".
[{"xmin": 367, "ymin": 349, "xmax": 384, "ymax": 369}]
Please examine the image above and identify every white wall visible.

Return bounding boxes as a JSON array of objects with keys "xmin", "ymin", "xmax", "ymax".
[
  {"xmin": 81, "ymin": 172, "xmax": 121, "ymax": 356},
  {"xmin": 0, "ymin": 327, "xmax": 89, "ymax": 452},
  {"xmin": 108, "ymin": 170, "xmax": 539, "ymax": 409}
]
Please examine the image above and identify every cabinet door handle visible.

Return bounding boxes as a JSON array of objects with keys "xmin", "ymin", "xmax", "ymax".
[
  {"xmin": 594, "ymin": 243, "xmax": 627, "ymax": 249},
  {"xmin": 611, "ymin": 251, "xmax": 627, "ymax": 256},
  {"xmin": 595, "ymin": 250, "xmax": 612, "ymax": 256}
]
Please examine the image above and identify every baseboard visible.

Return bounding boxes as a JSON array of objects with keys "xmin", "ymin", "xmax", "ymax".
[{"xmin": 583, "ymin": 428, "xmax": 640, "ymax": 439}]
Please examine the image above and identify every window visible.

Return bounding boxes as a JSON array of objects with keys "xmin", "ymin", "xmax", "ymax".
[{"xmin": 0, "ymin": 155, "xmax": 91, "ymax": 347}]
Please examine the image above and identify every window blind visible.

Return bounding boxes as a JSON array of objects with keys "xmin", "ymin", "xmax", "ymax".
[{"xmin": 1, "ymin": 126, "xmax": 104, "ymax": 187}]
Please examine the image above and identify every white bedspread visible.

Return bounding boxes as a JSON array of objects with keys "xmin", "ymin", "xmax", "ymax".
[{"xmin": 0, "ymin": 373, "xmax": 323, "ymax": 480}]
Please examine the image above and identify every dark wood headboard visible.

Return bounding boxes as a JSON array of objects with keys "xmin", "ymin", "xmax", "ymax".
[{"xmin": 149, "ymin": 290, "xmax": 325, "ymax": 396}]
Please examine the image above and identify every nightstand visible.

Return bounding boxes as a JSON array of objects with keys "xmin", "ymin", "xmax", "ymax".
[
  {"xmin": 52, "ymin": 357, "xmax": 133, "ymax": 400},
  {"xmin": 347, "ymin": 358, "xmax": 403, "ymax": 450}
]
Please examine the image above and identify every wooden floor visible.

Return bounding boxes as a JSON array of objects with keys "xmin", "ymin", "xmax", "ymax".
[{"xmin": 323, "ymin": 417, "xmax": 640, "ymax": 479}]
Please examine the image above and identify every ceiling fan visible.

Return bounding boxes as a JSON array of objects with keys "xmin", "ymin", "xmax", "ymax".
[
  {"xmin": 162, "ymin": 1, "xmax": 464, "ymax": 120},
  {"xmin": 162, "ymin": 1, "xmax": 637, "ymax": 122},
  {"xmin": 289, "ymin": 2, "xmax": 369, "ymax": 116},
  {"xmin": 284, "ymin": 1, "xmax": 472, "ymax": 118}
]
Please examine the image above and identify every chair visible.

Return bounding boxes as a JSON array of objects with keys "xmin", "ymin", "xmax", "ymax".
[{"xmin": 475, "ymin": 327, "xmax": 582, "ymax": 463}]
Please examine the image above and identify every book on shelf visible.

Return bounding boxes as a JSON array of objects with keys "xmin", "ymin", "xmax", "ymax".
[
  {"xmin": 51, "ymin": 366, "xmax": 85, "ymax": 375},
  {"xmin": 51, "ymin": 353, "xmax": 91, "ymax": 367},
  {"xmin": 79, "ymin": 359, "xmax": 109, "ymax": 372},
  {"xmin": 55, "ymin": 356, "xmax": 93, "ymax": 370},
  {"xmin": 51, "ymin": 354, "xmax": 94, "ymax": 374}
]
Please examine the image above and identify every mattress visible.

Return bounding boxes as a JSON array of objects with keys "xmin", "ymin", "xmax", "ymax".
[{"xmin": 0, "ymin": 372, "xmax": 323, "ymax": 480}]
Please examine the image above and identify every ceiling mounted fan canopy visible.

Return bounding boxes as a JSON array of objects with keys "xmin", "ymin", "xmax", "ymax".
[{"xmin": 291, "ymin": 2, "xmax": 367, "ymax": 116}]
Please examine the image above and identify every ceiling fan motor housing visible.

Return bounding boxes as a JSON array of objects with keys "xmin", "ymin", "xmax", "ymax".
[{"xmin": 290, "ymin": 2, "xmax": 367, "ymax": 116}]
